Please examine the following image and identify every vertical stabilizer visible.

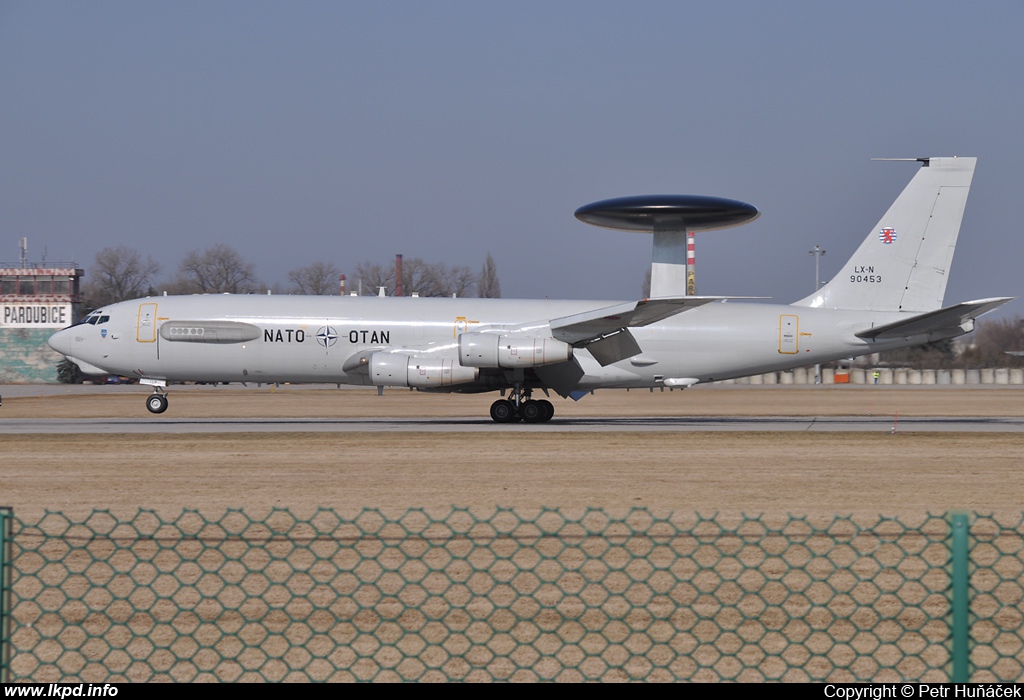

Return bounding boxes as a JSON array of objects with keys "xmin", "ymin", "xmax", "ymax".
[{"xmin": 793, "ymin": 157, "xmax": 976, "ymax": 313}]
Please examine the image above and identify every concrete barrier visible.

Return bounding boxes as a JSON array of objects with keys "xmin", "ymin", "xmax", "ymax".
[{"xmin": 715, "ymin": 367, "xmax": 1020, "ymax": 387}]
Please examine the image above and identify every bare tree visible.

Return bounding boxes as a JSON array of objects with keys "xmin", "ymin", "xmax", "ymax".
[
  {"xmin": 355, "ymin": 260, "xmax": 393, "ymax": 295},
  {"xmin": 171, "ymin": 244, "xmax": 260, "ymax": 294},
  {"xmin": 446, "ymin": 264, "xmax": 477, "ymax": 297},
  {"xmin": 355, "ymin": 257, "xmax": 477, "ymax": 297},
  {"xmin": 878, "ymin": 339, "xmax": 957, "ymax": 370},
  {"xmin": 478, "ymin": 253, "xmax": 501, "ymax": 298},
  {"xmin": 84, "ymin": 246, "xmax": 161, "ymax": 308},
  {"xmin": 397, "ymin": 257, "xmax": 436, "ymax": 296},
  {"xmin": 288, "ymin": 261, "xmax": 341, "ymax": 295},
  {"xmin": 422, "ymin": 262, "xmax": 476, "ymax": 297},
  {"xmin": 960, "ymin": 316, "xmax": 1024, "ymax": 367}
]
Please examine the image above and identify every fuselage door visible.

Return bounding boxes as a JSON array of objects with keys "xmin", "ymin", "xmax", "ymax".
[
  {"xmin": 778, "ymin": 314, "xmax": 798, "ymax": 354},
  {"xmin": 137, "ymin": 303, "xmax": 158, "ymax": 343}
]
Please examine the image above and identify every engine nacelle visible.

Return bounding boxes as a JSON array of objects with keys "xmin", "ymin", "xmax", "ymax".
[
  {"xmin": 369, "ymin": 352, "xmax": 479, "ymax": 388},
  {"xmin": 458, "ymin": 333, "xmax": 573, "ymax": 369}
]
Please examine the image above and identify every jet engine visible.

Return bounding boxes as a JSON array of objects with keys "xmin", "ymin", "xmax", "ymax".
[
  {"xmin": 458, "ymin": 333, "xmax": 573, "ymax": 368},
  {"xmin": 369, "ymin": 353, "xmax": 479, "ymax": 388}
]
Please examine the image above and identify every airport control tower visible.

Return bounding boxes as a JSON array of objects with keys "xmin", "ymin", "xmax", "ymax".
[{"xmin": 0, "ymin": 241, "xmax": 84, "ymax": 383}]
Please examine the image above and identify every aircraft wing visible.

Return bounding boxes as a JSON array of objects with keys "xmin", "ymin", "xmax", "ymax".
[
  {"xmin": 548, "ymin": 296, "xmax": 753, "ymax": 366},
  {"xmin": 855, "ymin": 297, "xmax": 1014, "ymax": 340}
]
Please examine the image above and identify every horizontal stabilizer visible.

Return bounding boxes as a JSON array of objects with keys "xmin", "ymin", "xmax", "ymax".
[
  {"xmin": 550, "ymin": 296, "xmax": 752, "ymax": 345},
  {"xmin": 855, "ymin": 297, "xmax": 1014, "ymax": 340}
]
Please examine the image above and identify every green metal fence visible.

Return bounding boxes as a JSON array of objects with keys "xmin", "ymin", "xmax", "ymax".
[{"xmin": 0, "ymin": 509, "xmax": 1021, "ymax": 682}]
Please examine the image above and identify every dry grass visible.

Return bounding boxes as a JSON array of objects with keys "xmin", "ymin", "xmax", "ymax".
[{"xmin": 2, "ymin": 384, "xmax": 1022, "ymax": 520}]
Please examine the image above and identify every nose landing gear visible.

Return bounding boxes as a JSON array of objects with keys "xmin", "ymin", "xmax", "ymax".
[
  {"xmin": 489, "ymin": 385, "xmax": 554, "ymax": 423},
  {"xmin": 146, "ymin": 391, "xmax": 168, "ymax": 414},
  {"xmin": 141, "ymin": 378, "xmax": 169, "ymax": 414}
]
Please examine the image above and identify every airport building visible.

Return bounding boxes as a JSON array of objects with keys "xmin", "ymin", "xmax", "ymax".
[{"xmin": 0, "ymin": 261, "xmax": 84, "ymax": 383}]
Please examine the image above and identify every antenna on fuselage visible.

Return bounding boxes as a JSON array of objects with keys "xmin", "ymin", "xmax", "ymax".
[{"xmin": 574, "ymin": 195, "xmax": 760, "ymax": 296}]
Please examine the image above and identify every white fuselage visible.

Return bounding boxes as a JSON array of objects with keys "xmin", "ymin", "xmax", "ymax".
[{"xmin": 48, "ymin": 294, "xmax": 927, "ymax": 391}]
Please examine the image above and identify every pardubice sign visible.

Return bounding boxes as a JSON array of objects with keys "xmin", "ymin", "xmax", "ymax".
[{"xmin": 1, "ymin": 303, "xmax": 71, "ymax": 328}]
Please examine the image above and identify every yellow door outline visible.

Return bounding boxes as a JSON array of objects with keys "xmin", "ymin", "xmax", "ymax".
[
  {"xmin": 778, "ymin": 314, "xmax": 798, "ymax": 354},
  {"xmin": 137, "ymin": 303, "xmax": 158, "ymax": 342}
]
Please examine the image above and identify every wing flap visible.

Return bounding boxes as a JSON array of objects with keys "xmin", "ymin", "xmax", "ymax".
[
  {"xmin": 584, "ymin": 329, "xmax": 643, "ymax": 366},
  {"xmin": 855, "ymin": 297, "xmax": 1014, "ymax": 340}
]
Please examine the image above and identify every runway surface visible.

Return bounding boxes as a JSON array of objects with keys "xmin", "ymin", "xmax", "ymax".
[{"xmin": 4, "ymin": 415, "xmax": 1022, "ymax": 433}]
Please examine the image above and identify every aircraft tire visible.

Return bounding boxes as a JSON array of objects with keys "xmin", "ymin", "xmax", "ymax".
[
  {"xmin": 489, "ymin": 399, "xmax": 516, "ymax": 423},
  {"xmin": 538, "ymin": 400, "xmax": 554, "ymax": 422},
  {"xmin": 521, "ymin": 400, "xmax": 543, "ymax": 423},
  {"xmin": 146, "ymin": 394, "xmax": 168, "ymax": 414}
]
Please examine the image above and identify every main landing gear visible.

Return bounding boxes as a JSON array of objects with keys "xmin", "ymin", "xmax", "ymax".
[{"xmin": 489, "ymin": 385, "xmax": 554, "ymax": 423}]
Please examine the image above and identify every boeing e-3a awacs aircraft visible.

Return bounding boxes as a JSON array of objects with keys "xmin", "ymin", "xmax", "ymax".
[{"xmin": 48, "ymin": 157, "xmax": 1011, "ymax": 422}]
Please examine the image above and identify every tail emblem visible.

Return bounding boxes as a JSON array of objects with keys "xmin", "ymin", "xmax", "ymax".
[{"xmin": 878, "ymin": 228, "xmax": 897, "ymax": 244}]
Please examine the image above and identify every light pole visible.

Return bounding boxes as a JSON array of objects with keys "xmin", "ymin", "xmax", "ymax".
[
  {"xmin": 809, "ymin": 244, "xmax": 826, "ymax": 290},
  {"xmin": 809, "ymin": 245, "xmax": 826, "ymax": 383}
]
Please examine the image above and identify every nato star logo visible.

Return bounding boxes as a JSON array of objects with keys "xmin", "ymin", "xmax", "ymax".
[{"xmin": 316, "ymin": 326, "xmax": 338, "ymax": 348}]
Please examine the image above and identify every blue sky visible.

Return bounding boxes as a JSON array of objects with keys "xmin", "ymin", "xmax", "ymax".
[{"xmin": 1, "ymin": 2, "xmax": 1021, "ymax": 314}]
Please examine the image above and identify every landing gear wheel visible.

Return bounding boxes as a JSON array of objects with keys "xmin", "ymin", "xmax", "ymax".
[
  {"xmin": 490, "ymin": 399, "xmax": 516, "ymax": 423},
  {"xmin": 537, "ymin": 399, "xmax": 554, "ymax": 422},
  {"xmin": 521, "ymin": 400, "xmax": 544, "ymax": 423},
  {"xmin": 146, "ymin": 394, "xmax": 168, "ymax": 414}
]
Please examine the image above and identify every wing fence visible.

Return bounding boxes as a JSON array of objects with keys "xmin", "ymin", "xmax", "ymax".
[{"xmin": 0, "ymin": 508, "xmax": 1021, "ymax": 682}]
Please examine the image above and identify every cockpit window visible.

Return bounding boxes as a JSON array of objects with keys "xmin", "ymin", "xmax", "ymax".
[{"xmin": 79, "ymin": 311, "xmax": 110, "ymax": 326}]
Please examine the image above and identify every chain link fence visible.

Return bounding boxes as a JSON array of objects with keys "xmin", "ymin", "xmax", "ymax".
[{"xmin": 0, "ymin": 508, "xmax": 1021, "ymax": 682}]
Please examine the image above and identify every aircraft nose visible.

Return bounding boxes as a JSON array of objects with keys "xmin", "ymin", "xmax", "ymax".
[{"xmin": 48, "ymin": 327, "xmax": 73, "ymax": 355}]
